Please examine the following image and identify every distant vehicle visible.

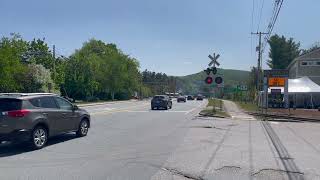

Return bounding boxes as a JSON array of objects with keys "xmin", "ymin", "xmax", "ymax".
[
  {"xmin": 165, "ymin": 92, "xmax": 180, "ymax": 98},
  {"xmin": 151, "ymin": 95, "xmax": 172, "ymax": 110},
  {"xmin": 187, "ymin": 95, "xmax": 194, "ymax": 100},
  {"xmin": 196, "ymin": 95, "xmax": 204, "ymax": 100},
  {"xmin": 177, "ymin": 96, "xmax": 186, "ymax": 103},
  {"xmin": 0, "ymin": 93, "xmax": 90, "ymax": 149}
]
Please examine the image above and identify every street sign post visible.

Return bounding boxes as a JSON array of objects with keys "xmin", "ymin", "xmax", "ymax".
[
  {"xmin": 268, "ymin": 77, "xmax": 285, "ymax": 87},
  {"xmin": 237, "ymin": 85, "xmax": 248, "ymax": 91},
  {"xmin": 263, "ymin": 69, "xmax": 289, "ymax": 113}
]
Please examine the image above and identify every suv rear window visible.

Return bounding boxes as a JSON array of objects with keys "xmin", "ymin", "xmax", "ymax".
[
  {"xmin": 29, "ymin": 97, "xmax": 58, "ymax": 109},
  {"xmin": 0, "ymin": 98, "xmax": 22, "ymax": 111},
  {"xmin": 153, "ymin": 96, "xmax": 165, "ymax": 100}
]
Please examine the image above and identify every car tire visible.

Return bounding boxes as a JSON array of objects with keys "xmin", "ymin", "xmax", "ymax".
[
  {"xmin": 76, "ymin": 119, "xmax": 89, "ymax": 137},
  {"xmin": 31, "ymin": 126, "xmax": 48, "ymax": 149},
  {"xmin": 151, "ymin": 107, "xmax": 155, "ymax": 110},
  {"xmin": 164, "ymin": 104, "xmax": 168, "ymax": 110}
]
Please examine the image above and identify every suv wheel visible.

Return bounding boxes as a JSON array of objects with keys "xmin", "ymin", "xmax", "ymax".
[
  {"xmin": 31, "ymin": 126, "xmax": 48, "ymax": 149},
  {"xmin": 77, "ymin": 119, "xmax": 89, "ymax": 137}
]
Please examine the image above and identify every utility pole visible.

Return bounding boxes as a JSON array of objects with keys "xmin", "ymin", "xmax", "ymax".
[
  {"xmin": 53, "ymin": 45, "xmax": 56, "ymax": 82},
  {"xmin": 251, "ymin": 32, "xmax": 268, "ymax": 91}
]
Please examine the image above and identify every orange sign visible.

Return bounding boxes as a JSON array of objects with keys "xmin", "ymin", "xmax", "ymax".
[{"xmin": 268, "ymin": 77, "xmax": 285, "ymax": 87}]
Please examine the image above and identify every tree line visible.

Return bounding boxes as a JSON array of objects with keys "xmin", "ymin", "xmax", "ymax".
[
  {"xmin": 142, "ymin": 70, "xmax": 177, "ymax": 95},
  {"xmin": 0, "ymin": 34, "xmax": 174, "ymax": 101}
]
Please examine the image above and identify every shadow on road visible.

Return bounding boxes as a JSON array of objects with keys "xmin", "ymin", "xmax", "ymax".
[{"xmin": 0, "ymin": 133, "xmax": 78, "ymax": 158}]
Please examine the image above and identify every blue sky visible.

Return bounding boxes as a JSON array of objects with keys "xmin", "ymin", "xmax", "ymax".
[{"xmin": 0, "ymin": 0, "xmax": 319, "ymax": 76}]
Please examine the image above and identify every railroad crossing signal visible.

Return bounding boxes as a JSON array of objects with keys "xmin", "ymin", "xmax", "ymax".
[
  {"xmin": 208, "ymin": 54, "xmax": 220, "ymax": 67},
  {"xmin": 204, "ymin": 67, "xmax": 217, "ymax": 75},
  {"xmin": 205, "ymin": 76, "xmax": 213, "ymax": 84},
  {"xmin": 215, "ymin": 77, "xmax": 223, "ymax": 84},
  {"xmin": 204, "ymin": 52, "xmax": 223, "ymax": 86}
]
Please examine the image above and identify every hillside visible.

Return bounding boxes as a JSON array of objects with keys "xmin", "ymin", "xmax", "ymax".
[{"xmin": 176, "ymin": 68, "xmax": 250, "ymax": 94}]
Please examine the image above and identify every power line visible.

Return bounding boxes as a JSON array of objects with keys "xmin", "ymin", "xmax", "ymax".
[{"xmin": 262, "ymin": 0, "xmax": 284, "ymax": 52}]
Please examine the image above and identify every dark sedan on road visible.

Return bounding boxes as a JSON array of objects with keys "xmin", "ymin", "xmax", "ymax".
[
  {"xmin": 177, "ymin": 96, "xmax": 186, "ymax": 103},
  {"xmin": 0, "ymin": 93, "xmax": 90, "ymax": 149},
  {"xmin": 151, "ymin": 95, "xmax": 172, "ymax": 110},
  {"xmin": 196, "ymin": 95, "xmax": 204, "ymax": 100},
  {"xmin": 187, "ymin": 95, "xmax": 194, "ymax": 100}
]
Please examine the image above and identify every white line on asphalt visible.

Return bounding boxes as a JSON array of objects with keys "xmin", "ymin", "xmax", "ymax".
[
  {"xmin": 269, "ymin": 121, "xmax": 279, "ymax": 125},
  {"xmin": 90, "ymin": 103, "xmax": 149, "ymax": 115},
  {"xmin": 125, "ymin": 110, "xmax": 189, "ymax": 113},
  {"xmin": 185, "ymin": 101, "xmax": 206, "ymax": 115}
]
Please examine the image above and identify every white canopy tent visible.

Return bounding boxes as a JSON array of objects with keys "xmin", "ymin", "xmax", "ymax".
[
  {"xmin": 268, "ymin": 76, "xmax": 320, "ymax": 93},
  {"xmin": 267, "ymin": 77, "xmax": 320, "ymax": 108}
]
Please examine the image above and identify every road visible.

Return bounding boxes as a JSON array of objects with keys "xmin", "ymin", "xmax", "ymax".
[{"xmin": 0, "ymin": 99, "xmax": 320, "ymax": 180}]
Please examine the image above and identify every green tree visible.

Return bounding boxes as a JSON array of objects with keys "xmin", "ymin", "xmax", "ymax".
[
  {"xmin": 64, "ymin": 39, "xmax": 141, "ymax": 101},
  {"xmin": 0, "ymin": 34, "xmax": 29, "ymax": 92},
  {"xmin": 267, "ymin": 34, "xmax": 301, "ymax": 69}
]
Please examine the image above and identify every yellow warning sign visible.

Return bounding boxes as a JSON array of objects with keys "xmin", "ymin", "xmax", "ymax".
[{"xmin": 268, "ymin": 77, "xmax": 285, "ymax": 87}]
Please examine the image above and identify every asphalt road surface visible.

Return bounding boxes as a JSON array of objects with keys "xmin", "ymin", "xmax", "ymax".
[{"xmin": 0, "ymin": 99, "xmax": 320, "ymax": 180}]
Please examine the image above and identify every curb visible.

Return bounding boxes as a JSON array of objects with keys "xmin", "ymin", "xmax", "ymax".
[{"xmin": 198, "ymin": 112, "xmax": 227, "ymax": 118}]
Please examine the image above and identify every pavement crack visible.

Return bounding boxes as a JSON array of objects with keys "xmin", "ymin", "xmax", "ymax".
[
  {"xmin": 191, "ymin": 126, "xmax": 227, "ymax": 130},
  {"xmin": 252, "ymin": 168, "xmax": 304, "ymax": 176},
  {"xmin": 215, "ymin": 166, "xmax": 241, "ymax": 171},
  {"xmin": 161, "ymin": 167, "xmax": 204, "ymax": 180}
]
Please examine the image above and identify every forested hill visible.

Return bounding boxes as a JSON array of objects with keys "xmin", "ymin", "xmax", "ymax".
[{"xmin": 176, "ymin": 68, "xmax": 250, "ymax": 95}]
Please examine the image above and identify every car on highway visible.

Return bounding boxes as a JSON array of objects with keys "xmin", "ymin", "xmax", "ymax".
[
  {"xmin": 177, "ymin": 95, "xmax": 186, "ymax": 103},
  {"xmin": 151, "ymin": 95, "xmax": 172, "ymax": 110},
  {"xmin": 196, "ymin": 94, "xmax": 204, "ymax": 100},
  {"xmin": 0, "ymin": 93, "xmax": 90, "ymax": 149},
  {"xmin": 187, "ymin": 95, "xmax": 194, "ymax": 100}
]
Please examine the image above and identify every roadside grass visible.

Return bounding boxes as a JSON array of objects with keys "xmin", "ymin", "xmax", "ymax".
[
  {"xmin": 235, "ymin": 101, "xmax": 258, "ymax": 112},
  {"xmin": 75, "ymin": 100, "xmax": 112, "ymax": 105},
  {"xmin": 200, "ymin": 98, "xmax": 230, "ymax": 118}
]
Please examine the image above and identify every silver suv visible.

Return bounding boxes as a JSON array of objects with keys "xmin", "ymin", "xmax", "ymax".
[{"xmin": 0, "ymin": 93, "xmax": 90, "ymax": 149}]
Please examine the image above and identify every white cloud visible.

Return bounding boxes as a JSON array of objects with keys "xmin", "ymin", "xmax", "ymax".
[{"xmin": 183, "ymin": 61, "xmax": 193, "ymax": 65}]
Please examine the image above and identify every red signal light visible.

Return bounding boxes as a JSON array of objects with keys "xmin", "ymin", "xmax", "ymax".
[{"xmin": 205, "ymin": 77, "xmax": 213, "ymax": 84}]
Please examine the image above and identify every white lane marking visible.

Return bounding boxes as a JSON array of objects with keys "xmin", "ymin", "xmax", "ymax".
[
  {"xmin": 104, "ymin": 107, "xmax": 115, "ymax": 110},
  {"xmin": 185, "ymin": 101, "xmax": 207, "ymax": 115},
  {"xmin": 270, "ymin": 121, "xmax": 279, "ymax": 125},
  {"xmin": 126, "ymin": 110, "xmax": 188, "ymax": 113},
  {"xmin": 126, "ymin": 110, "xmax": 149, "ymax": 113},
  {"xmin": 90, "ymin": 103, "xmax": 149, "ymax": 115}
]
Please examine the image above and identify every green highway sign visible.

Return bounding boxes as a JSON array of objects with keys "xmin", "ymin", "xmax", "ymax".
[{"xmin": 236, "ymin": 85, "xmax": 248, "ymax": 91}]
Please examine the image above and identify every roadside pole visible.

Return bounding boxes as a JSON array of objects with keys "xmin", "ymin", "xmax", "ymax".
[
  {"xmin": 251, "ymin": 32, "xmax": 268, "ymax": 107},
  {"xmin": 263, "ymin": 76, "xmax": 268, "ymax": 115},
  {"xmin": 284, "ymin": 77, "xmax": 289, "ymax": 115},
  {"xmin": 205, "ymin": 52, "xmax": 223, "ymax": 114},
  {"xmin": 53, "ymin": 45, "xmax": 56, "ymax": 82}
]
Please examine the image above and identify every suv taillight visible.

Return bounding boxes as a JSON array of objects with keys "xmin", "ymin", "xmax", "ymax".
[{"xmin": 7, "ymin": 109, "xmax": 30, "ymax": 117}]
